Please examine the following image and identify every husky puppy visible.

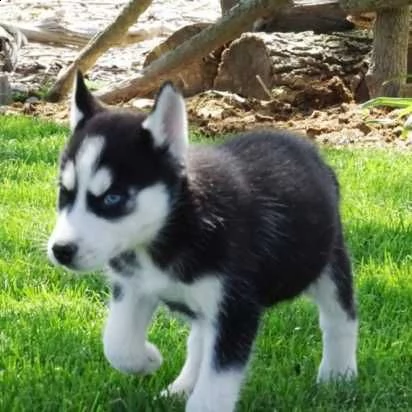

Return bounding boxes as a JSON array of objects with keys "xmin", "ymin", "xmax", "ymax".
[{"xmin": 48, "ymin": 72, "xmax": 358, "ymax": 412}]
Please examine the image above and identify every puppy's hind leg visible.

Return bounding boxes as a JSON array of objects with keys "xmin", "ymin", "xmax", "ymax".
[{"xmin": 307, "ymin": 242, "xmax": 358, "ymax": 382}]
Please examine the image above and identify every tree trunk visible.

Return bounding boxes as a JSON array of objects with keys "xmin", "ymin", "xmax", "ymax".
[
  {"xmin": 46, "ymin": 0, "xmax": 153, "ymax": 102},
  {"xmin": 0, "ymin": 74, "xmax": 12, "ymax": 105},
  {"xmin": 220, "ymin": 0, "xmax": 239, "ymax": 15},
  {"xmin": 96, "ymin": 0, "xmax": 293, "ymax": 104},
  {"xmin": 366, "ymin": 6, "xmax": 409, "ymax": 97}
]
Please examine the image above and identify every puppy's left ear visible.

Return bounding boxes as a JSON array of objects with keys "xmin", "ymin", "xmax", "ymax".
[
  {"xmin": 70, "ymin": 70, "xmax": 104, "ymax": 131},
  {"xmin": 142, "ymin": 82, "xmax": 188, "ymax": 163}
]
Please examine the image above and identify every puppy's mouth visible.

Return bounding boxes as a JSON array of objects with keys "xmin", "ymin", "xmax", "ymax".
[
  {"xmin": 66, "ymin": 256, "xmax": 109, "ymax": 273},
  {"xmin": 54, "ymin": 261, "xmax": 82, "ymax": 272},
  {"xmin": 47, "ymin": 244, "xmax": 108, "ymax": 273},
  {"xmin": 48, "ymin": 254, "xmax": 94, "ymax": 273}
]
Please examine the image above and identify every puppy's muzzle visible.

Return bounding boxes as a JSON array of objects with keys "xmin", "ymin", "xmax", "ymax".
[{"xmin": 51, "ymin": 242, "xmax": 78, "ymax": 266}]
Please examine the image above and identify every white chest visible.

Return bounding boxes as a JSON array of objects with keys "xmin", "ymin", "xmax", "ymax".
[{"xmin": 108, "ymin": 250, "xmax": 223, "ymax": 321}]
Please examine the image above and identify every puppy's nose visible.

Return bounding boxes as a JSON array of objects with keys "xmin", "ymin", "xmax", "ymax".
[{"xmin": 52, "ymin": 243, "xmax": 78, "ymax": 265}]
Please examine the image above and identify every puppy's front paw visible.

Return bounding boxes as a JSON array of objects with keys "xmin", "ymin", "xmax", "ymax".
[
  {"xmin": 317, "ymin": 361, "xmax": 357, "ymax": 383},
  {"xmin": 142, "ymin": 341, "xmax": 163, "ymax": 374},
  {"xmin": 160, "ymin": 378, "xmax": 194, "ymax": 399},
  {"xmin": 104, "ymin": 339, "xmax": 162, "ymax": 375}
]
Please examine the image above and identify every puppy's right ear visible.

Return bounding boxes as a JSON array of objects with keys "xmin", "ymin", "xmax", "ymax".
[{"xmin": 70, "ymin": 70, "xmax": 103, "ymax": 131}]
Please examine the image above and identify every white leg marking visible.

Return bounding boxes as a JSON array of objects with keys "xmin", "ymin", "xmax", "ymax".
[
  {"xmin": 162, "ymin": 321, "xmax": 204, "ymax": 398},
  {"xmin": 307, "ymin": 270, "xmax": 358, "ymax": 382},
  {"xmin": 186, "ymin": 324, "xmax": 244, "ymax": 412},
  {"xmin": 103, "ymin": 281, "xmax": 162, "ymax": 374}
]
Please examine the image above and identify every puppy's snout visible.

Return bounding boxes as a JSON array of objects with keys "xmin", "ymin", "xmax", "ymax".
[{"xmin": 52, "ymin": 242, "xmax": 78, "ymax": 265}]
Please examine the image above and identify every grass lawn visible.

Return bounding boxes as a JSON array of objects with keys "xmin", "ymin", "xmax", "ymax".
[{"xmin": 0, "ymin": 115, "xmax": 411, "ymax": 412}]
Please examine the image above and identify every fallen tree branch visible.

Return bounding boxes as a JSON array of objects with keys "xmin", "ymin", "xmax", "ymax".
[
  {"xmin": 97, "ymin": 0, "xmax": 294, "ymax": 104},
  {"xmin": 97, "ymin": 0, "xmax": 412, "ymax": 104},
  {"xmin": 340, "ymin": 0, "xmax": 412, "ymax": 13},
  {"xmin": 254, "ymin": 0, "xmax": 352, "ymax": 33},
  {"xmin": 46, "ymin": 0, "xmax": 153, "ymax": 102},
  {"xmin": 0, "ymin": 21, "xmax": 162, "ymax": 48},
  {"xmin": 0, "ymin": 23, "xmax": 26, "ymax": 71}
]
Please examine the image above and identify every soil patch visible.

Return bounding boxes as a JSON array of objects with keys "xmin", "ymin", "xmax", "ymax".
[{"xmin": 1, "ymin": 0, "xmax": 411, "ymax": 149}]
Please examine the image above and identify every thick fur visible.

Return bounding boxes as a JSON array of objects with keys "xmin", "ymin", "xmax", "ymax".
[{"xmin": 48, "ymin": 72, "xmax": 358, "ymax": 412}]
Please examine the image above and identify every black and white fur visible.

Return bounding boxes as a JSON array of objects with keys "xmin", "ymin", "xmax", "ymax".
[{"xmin": 48, "ymin": 72, "xmax": 358, "ymax": 412}]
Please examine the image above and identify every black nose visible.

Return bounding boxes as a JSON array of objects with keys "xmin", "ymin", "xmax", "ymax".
[{"xmin": 52, "ymin": 243, "xmax": 78, "ymax": 265}]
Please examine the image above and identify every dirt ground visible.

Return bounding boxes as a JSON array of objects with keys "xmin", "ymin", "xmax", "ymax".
[{"xmin": 1, "ymin": 0, "xmax": 411, "ymax": 149}]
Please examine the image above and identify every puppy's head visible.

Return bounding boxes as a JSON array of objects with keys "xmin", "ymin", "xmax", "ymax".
[{"xmin": 48, "ymin": 72, "xmax": 188, "ymax": 271}]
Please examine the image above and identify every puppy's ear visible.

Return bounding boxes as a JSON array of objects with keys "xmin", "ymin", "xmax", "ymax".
[
  {"xmin": 142, "ymin": 82, "xmax": 188, "ymax": 163},
  {"xmin": 70, "ymin": 71, "xmax": 103, "ymax": 131}
]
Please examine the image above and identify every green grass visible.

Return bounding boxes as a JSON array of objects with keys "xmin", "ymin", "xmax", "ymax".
[{"xmin": 0, "ymin": 115, "xmax": 411, "ymax": 411}]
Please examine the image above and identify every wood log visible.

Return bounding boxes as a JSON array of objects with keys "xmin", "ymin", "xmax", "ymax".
[
  {"xmin": 0, "ymin": 21, "xmax": 162, "ymax": 48},
  {"xmin": 46, "ymin": 0, "xmax": 153, "ymax": 102},
  {"xmin": 0, "ymin": 23, "xmax": 26, "ymax": 72},
  {"xmin": 96, "ymin": 0, "xmax": 412, "ymax": 104},
  {"xmin": 222, "ymin": 0, "xmax": 412, "ymax": 14},
  {"xmin": 226, "ymin": 0, "xmax": 412, "ymax": 33},
  {"xmin": 253, "ymin": 2, "xmax": 353, "ymax": 33},
  {"xmin": 340, "ymin": 0, "xmax": 412, "ymax": 13},
  {"xmin": 143, "ymin": 23, "xmax": 220, "ymax": 97},
  {"xmin": 213, "ymin": 31, "xmax": 371, "ymax": 104},
  {"xmin": 96, "ymin": 0, "xmax": 294, "ymax": 104},
  {"xmin": 216, "ymin": 0, "xmax": 353, "ymax": 33},
  {"xmin": 214, "ymin": 34, "xmax": 273, "ymax": 99}
]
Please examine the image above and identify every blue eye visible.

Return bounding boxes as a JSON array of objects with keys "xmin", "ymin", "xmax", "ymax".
[{"xmin": 103, "ymin": 193, "xmax": 124, "ymax": 207}]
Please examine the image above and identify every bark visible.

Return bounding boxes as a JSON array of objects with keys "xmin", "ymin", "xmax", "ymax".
[
  {"xmin": 97, "ymin": 0, "xmax": 294, "ymax": 104},
  {"xmin": 214, "ymin": 31, "xmax": 372, "ymax": 103},
  {"xmin": 220, "ymin": 0, "xmax": 239, "ymax": 15},
  {"xmin": 214, "ymin": 34, "xmax": 273, "ymax": 99},
  {"xmin": 0, "ymin": 74, "xmax": 12, "ymax": 105},
  {"xmin": 46, "ymin": 0, "xmax": 153, "ymax": 102},
  {"xmin": 366, "ymin": 6, "xmax": 409, "ymax": 97},
  {"xmin": 0, "ymin": 21, "xmax": 160, "ymax": 48}
]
